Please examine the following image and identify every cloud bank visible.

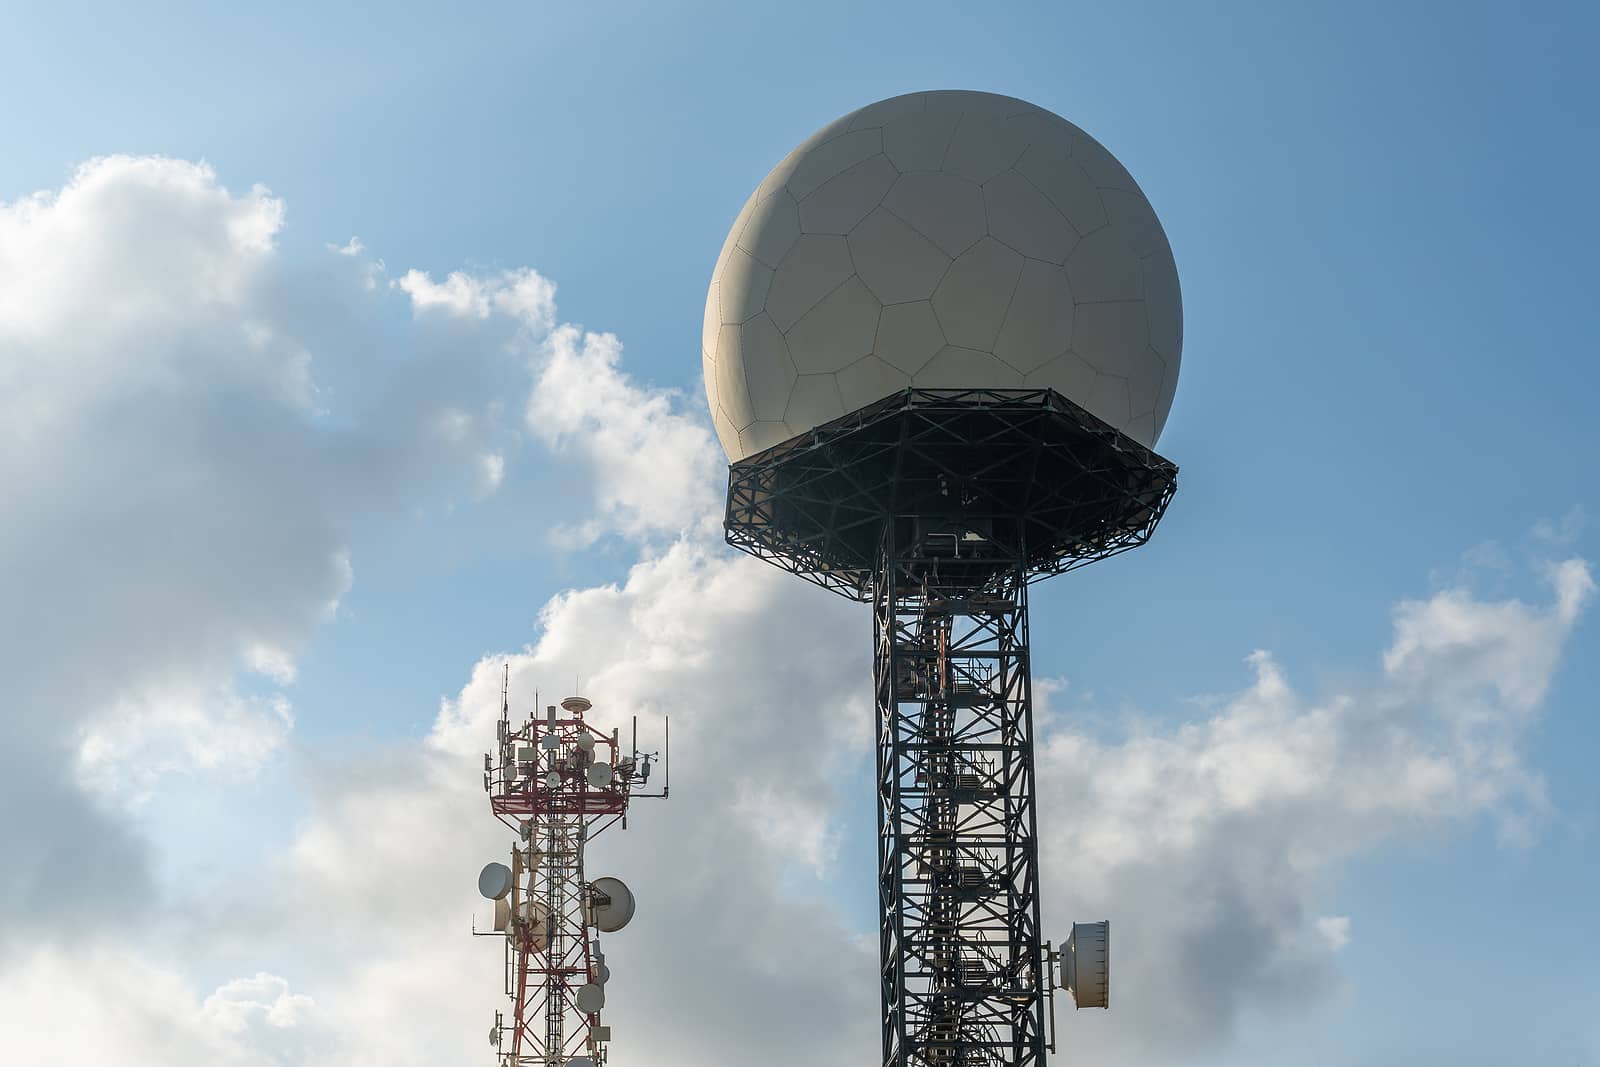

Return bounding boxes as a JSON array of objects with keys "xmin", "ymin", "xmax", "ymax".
[
  {"xmin": 1036, "ymin": 556, "xmax": 1591, "ymax": 1052},
  {"xmin": 0, "ymin": 155, "xmax": 543, "ymax": 919}
]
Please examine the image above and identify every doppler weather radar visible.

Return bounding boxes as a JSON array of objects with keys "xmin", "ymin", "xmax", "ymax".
[{"xmin": 704, "ymin": 90, "xmax": 1183, "ymax": 1067}]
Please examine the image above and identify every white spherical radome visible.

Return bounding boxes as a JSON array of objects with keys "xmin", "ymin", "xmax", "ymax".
[{"xmin": 703, "ymin": 90, "xmax": 1182, "ymax": 463}]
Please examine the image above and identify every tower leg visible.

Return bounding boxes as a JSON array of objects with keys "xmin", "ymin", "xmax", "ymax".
[{"xmin": 874, "ymin": 533, "xmax": 1046, "ymax": 1067}]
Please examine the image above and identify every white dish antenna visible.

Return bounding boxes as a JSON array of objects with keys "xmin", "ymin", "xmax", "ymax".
[
  {"xmin": 584, "ymin": 877, "xmax": 636, "ymax": 932},
  {"xmin": 593, "ymin": 962, "xmax": 611, "ymax": 985},
  {"xmin": 575, "ymin": 732, "xmax": 596, "ymax": 753},
  {"xmin": 587, "ymin": 762, "xmax": 614, "ymax": 788},
  {"xmin": 493, "ymin": 897, "xmax": 512, "ymax": 932},
  {"xmin": 561, "ymin": 695, "xmax": 593, "ymax": 714},
  {"xmin": 575, "ymin": 982, "xmax": 606, "ymax": 1013},
  {"xmin": 544, "ymin": 770, "xmax": 563, "ymax": 790},
  {"xmin": 478, "ymin": 862, "xmax": 513, "ymax": 901},
  {"xmin": 1064, "ymin": 920, "xmax": 1110, "ymax": 1009}
]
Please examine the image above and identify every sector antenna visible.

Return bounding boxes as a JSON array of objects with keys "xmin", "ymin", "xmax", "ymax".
[{"xmin": 704, "ymin": 89, "xmax": 1183, "ymax": 1067}]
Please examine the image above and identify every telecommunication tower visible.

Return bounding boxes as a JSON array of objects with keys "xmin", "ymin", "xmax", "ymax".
[
  {"xmin": 703, "ymin": 90, "xmax": 1183, "ymax": 1067},
  {"xmin": 475, "ymin": 675, "xmax": 667, "ymax": 1067}
]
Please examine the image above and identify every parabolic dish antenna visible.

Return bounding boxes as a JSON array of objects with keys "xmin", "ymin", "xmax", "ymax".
[
  {"xmin": 587, "ymin": 762, "xmax": 614, "ymax": 788},
  {"xmin": 575, "ymin": 983, "xmax": 606, "ymax": 1013},
  {"xmin": 575, "ymin": 732, "xmax": 596, "ymax": 752},
  {"xmin": 584, "ymin": 877, "xmax": 636, "ymax": 932},
  {"xmin": 702, "ymin": 89, "xmax": 1182, "ymax": 462},
  {"xmin": 478, "ymin": 862, "xmax": 513, "ymax": 901},
  {"xmin": 1065, "ymin": 920, "xmax": 1110, "ymax": 1009}
]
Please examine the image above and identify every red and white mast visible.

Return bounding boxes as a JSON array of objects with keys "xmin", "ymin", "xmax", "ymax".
[{"xmin": 477, "ymin": 671, "xmax": 666, "ymax": 1066}]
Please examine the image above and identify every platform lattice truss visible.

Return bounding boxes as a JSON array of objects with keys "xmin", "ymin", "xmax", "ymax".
[
  {"xmin": 724, "ymin": 388, "xmax": 1177, "ymax": 602},
  {"xmin": 485, "ymin": 694, "xmax": 647, "ymax": 1067},
  {"xmin": 876, "ymin": 549, "xmax": 1043, "ymax": 1067}
]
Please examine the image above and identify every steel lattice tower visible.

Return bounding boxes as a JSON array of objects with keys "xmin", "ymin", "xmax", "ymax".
[
  {"xmin": 725, "ymin": 388, "xmax": 1176, "ymax": 1067},
  {"xmin": 477, "ymin": 686, "xmax": 666, "ymax": 1067}
]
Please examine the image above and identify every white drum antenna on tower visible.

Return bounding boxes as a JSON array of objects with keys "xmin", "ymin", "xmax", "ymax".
[
  {"xmin": 477, "ymin": 862, "xmax": 512, "ymax": 901},
  {"xmin": 1060, "ymin": 920, "xmax": 1110, "ymax": 1010},
  {"xmin": 583, "ymin": 877, "xmax": 636, "ymax": 933}
]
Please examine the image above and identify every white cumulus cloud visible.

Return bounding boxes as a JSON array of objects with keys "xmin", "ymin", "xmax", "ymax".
[
  {"xmin": 527, "ymin": 324, "xmax": 723, "ymax": 546},
  {"xmin": 0, "ymin": 948, "xmax": 324, "ymax": 1066},
  {"xmin": 1034, "ymin": 556, "xmax": 1591, "ymax": 1054},
  {"xmin": 0, "ymin": 156, "xmax": 541, "ymax": 920}
]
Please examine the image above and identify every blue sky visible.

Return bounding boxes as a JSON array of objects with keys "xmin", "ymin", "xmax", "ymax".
[{"xmin": 2, "ymin": 2, "xmax": 1597, "ymax": 1064}]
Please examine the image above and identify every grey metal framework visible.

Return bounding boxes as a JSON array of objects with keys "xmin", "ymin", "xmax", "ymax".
[
  {"xmin": 875, "ymin": 547, "xmax": 1041, "ymax": 1066},
  {"xmin": 724, "ymin": 388, "xmax": 1177, "ymax": 1067}
]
